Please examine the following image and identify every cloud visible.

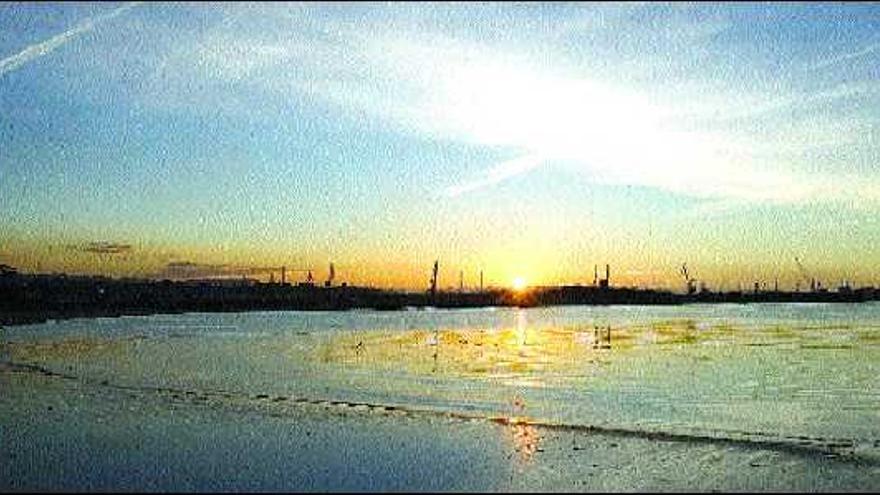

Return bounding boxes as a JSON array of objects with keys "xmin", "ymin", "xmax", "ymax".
[
  {"xmin": 69, "ymin": 241, "xmax": 133, "ymax": 255},
  {"xmin": 676, "ymin": 81, "xmax": 880, "ymax": 129},
  {"xmin": 139, "ymin": 6, "xmax": 880, "ymax": 207},
  {"xmin": 156, "ymin": 261, "xmax": 234, "ymax": 280},
  {"xmin": 0, "ymin": 2, "xmax": 141, "ymax": 78},
  {"xmin": 304, "ymin": 32, "xmax": 871, "ymax": 205},
  {"xmin": 810, "ymin": 41, "xmax": 880, "ymax": 71},
  {"xmin": 155, "ymin": 261, "xmax": 292, "ymax": 280},
  {"xmin": 445, "ymin": 154, "xmax": 547, "ymax": 197}
]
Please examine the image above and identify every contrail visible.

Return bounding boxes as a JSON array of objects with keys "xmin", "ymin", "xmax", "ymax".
[
  {"xmin": 810, "ymin": 41, "xmax": 880, "ymax": 71},
  {"xmin": 444, "ymin": 153, "xmax": 546, "ymax": 198},
  {"xmin": 0, "ymin": 2, "xmax": 141, "ymax": 78}
]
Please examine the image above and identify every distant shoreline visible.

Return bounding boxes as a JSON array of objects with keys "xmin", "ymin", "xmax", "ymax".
[{"xmin": 1, "ymin": 271, "xmax": 877, "ymax": 327}]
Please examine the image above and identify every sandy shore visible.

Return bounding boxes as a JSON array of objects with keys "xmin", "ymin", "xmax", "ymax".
[{"xmin": 2, "ymin": 364, "xmax": 879, "ymax": 492}]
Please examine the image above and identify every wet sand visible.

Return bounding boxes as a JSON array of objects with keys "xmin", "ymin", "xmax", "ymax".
[{"xmin": 3, "ymin": 364, "xmax": 880, "ymax": 492}]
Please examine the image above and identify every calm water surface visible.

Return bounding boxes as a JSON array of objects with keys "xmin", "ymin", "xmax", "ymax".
[{"xmin": 3, "ymin": 303, "xmax": 880, "ymax": 457}]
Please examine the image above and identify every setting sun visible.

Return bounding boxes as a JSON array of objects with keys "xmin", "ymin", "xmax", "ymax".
[{"xmin": 512, "ymin": 276, "xmax": 527, "ymax": 291}]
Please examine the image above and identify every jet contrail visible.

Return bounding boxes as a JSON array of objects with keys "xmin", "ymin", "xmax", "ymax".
[
  {"xmin": 0, "ymin": 2, "xmax": 141, "ymax": 77},
  {"xmin": 810, "ymin": 41, "xmax": 880, "ymax": 71},
  {"xmin": 444, "ymin": 153, "xmax": 547, "ymax": 198}
]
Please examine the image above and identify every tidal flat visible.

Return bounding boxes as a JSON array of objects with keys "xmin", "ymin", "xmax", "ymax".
[{"xmin": 2, "ymin": 304, "xmax": 880, "ymax": 491}]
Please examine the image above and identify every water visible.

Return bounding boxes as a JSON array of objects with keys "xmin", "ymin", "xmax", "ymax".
[{"xmin": 3, "ymin": 303, "xmax": 880, "ymax": 458}]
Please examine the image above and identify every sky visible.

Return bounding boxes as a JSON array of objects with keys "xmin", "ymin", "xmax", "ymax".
[{"xmin": 1, "ymin": 2, "xmax": 879, "ymax": 291}]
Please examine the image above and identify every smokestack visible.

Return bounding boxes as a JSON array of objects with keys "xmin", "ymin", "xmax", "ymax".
[
  {"xmin": 480, "ymin": 270, "xmax": 484, "ymax": 292},
  {"xmin": 606, "ymin": 264, "xmax": 610, "ymax": 285},
  {"xmin": 594, "ymin": 264, "xmax": 598, "ymax": 286},
  {"xmin": 281, "ymin": 266, "xmax": 286, "ymax": 285}
]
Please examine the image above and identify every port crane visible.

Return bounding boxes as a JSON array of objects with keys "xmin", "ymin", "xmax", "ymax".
[
  {"xmin": 428, "ymin": 260, "xmax": 439, "ymax": 300},
  {"xmin": 287, "ymin": 268, "xmax": 315, "ymax": 286},
  {"xmin": 794, "ymin": 257, "xmax": 817, "ymax": 292},
  {"xmin": 680, "ymin": 263, "xmax": 697, "ymax": 295},
  {"xmin": 325, "ymin": 262, "xmax": 335, "ymax": 287}
]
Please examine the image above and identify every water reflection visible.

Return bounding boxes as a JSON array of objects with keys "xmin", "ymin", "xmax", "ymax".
[
  {"xmin": 430, "ymin": 329, "xmax": 439, "ymax": 373},
  {"xmin": 294, "ymin": 314, "xmax": 880, "ymax": 427},
  {"xmin": 574, "ymin": 325, "xmax": 612, "ymax": 350},
  {"xmin": 319, "ymin": 322, "xmax": 627, "ymax": 378},
  {"xmin": 506, "ymin": 395, "xmax": 540, "ymax": 463},
  {"xmin": 511, "ymin": 421, "xmax": 540, "ymax": 462},
  {"xmin": 515, "ymin": 309, "xmax": 527, "ymax": 347},
  {"xmin": 8, "ymin": 306, "xmax": 880, "ymax": 458},
  {"xmin": 596, "ymin": 326, "xmax": 611, "ymax": 350}
]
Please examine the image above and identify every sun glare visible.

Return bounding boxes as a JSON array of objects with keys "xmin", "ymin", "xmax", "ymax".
[{"xmin": 512, "ymin": 276, "xmax": 527, "ymax": 291}]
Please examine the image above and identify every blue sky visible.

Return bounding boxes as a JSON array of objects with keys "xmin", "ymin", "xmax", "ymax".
[{"xmin": 1, "ymin": 2, "xmax": 879, "ymax": 290}]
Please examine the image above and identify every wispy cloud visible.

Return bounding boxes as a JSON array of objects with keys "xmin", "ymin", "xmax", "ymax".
[
  {"xmin": 156, "ymin": 261, "xmax": 233, "ymax": 280},
  {"xmin": 810, "ymin": 41, "xmax": 880, "ymax": 71},
  {"xmin": 0, "ymin": 2, "xmax": 141, "ymax": 78},
  {"xmin": 676, "ymin": 80, "xmax": 880, "ymax": 128},
  {"xmin": 139, "ymin": 6, "xmax": 880, "ymax": 207},
  {"xmin": 68, "ymin": 241, "xmax": 133, "ymax": 255},
  {"xmin": 155, "ymin": 261, "xmax": 291, "ymax": 280},
  {"xmin": 445, "ymin": 154, "xmax": 547, "ymax": 197}
]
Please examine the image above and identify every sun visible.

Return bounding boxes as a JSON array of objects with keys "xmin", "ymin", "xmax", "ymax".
[{"xmin": 512, "ymin": 276, "xmax": 527, "ymax": 291}]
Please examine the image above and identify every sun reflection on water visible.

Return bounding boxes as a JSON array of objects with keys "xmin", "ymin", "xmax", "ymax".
[
  {"xmin": 317, "ymin": 321, "xmax": 627, "ymax": 382},
  {"xmin": 312, "ymin": 318, "xmax": 769, "ymax": 386},
  {"xmin": 515, "ymin": 309, "xmax": 527, "ymax": 347},
  {"xmin": 506, "ymin": 395, "xmax": 540, "ymax": 463}
]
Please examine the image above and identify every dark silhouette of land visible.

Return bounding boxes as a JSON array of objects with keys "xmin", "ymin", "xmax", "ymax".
[{"xmin": 0, "ymin": 268, "xmax": 876, "ymax": 326}]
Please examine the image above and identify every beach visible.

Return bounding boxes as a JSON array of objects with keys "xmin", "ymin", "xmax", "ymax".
[
  {"xmin": 3, "ymin": 305, "xmax": 880, "ymax": 491},
  {"xmin": 3, "ymin": 363, "xmax": 879, "ymax": 492}
]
